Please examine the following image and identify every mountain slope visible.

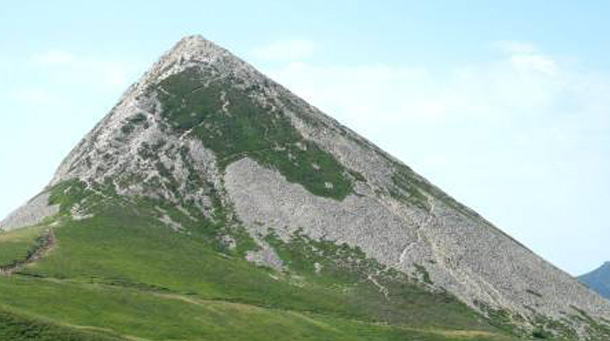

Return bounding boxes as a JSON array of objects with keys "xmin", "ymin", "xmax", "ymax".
[
  {"xmin": 580, "ymin": 262, "xmax": 610, "ymax": 300},
  {"xmin": 1, "ymin": 35, "xmax": 609, "ymax": 340}
]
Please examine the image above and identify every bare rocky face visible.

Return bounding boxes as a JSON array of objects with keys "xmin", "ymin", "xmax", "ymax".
[
  {"xmin": 0, "ymin": 192, "xmax": 58, "ymax": 232},
  {"xmin": 3, "ymin": 35, "xmax": 609, "ymax": 338}
]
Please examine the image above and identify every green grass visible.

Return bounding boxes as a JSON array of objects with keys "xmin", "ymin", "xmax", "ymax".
[
  {"xmin": 0, "ymin": 276, "xmax": 516, "ymax": 341},
  {"xmin": 0, "ymin": 304, "xmax": 123, "ymax": 341},
  {"xmin": 0, "ymin": 224, "xmax": 49, "ymax": 268}
]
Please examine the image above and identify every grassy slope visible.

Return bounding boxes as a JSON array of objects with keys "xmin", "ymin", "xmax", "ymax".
[
  {"xmin": 0, "ymin": 224, "xmax": 48, "ymax": 268},
  {"xmin": 0, "ymin": 277, "xmax": 510, "ymax": 341},
  {"xmin": 0, "ymin": 188, "xmax": 518, "ymax": 341},
  {"xmin": 0, "ymin": 305, "xmax": 123, "ymax": 341}
]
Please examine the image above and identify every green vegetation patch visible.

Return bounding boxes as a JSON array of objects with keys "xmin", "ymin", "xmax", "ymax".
[
  {"xmin": 0, "ymin": 304, "xmax": 122, "ymax": 341},
  {"xmin": 390, "ymin": 168, "xmax": 429, "ymax": 210},
  {"xmin": 155, "ymin": 68, "xmax": 353, "ymax": 200},
  {"xmin": 0, "ymin": 276, "xmax": 515, "ymax": 341},
  {"xmin": 568, "ymin": 305, "xmax": 610, "ymax": 339},
  {"xmin": 413, "ymin": 263, "xmax": 433, "ymax": 285}
]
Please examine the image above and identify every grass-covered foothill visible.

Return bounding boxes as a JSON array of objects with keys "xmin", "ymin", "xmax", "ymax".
[
  {"xmin": 0, "ymin": 181, "xmax": 522, "ymax": 340},
  {"xmin": 0, "ymin": 276, "xmax": 516, "ymax": 341},
  {"xmin": 155, "ymin": 68, "xmax": 354, "ymax": 200}
]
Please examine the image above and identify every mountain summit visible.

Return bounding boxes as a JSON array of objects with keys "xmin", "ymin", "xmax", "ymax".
[{"xmin": 1, "ymin": 35, "xmax": 609, "ymax": 340}]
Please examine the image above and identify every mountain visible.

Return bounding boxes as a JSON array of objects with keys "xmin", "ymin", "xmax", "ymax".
[
  {"xmin": 1, "ymin": 35, "xmax": 609, "ymax": 341},
  {"xmin": 580, "ymin": 262, "xmax": 610, "ymax": 300}
]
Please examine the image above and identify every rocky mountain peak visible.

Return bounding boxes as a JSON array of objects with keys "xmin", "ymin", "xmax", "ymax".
[
  {"xmin": 139, "ymin": 35, "xmax": 233, "ymax": 86},
  {"xmin": 4, "ymin": 35, "xmax": 610, "ymax": 339},
  {"xmin": 172, "ymin": 34, "xmax": 224, "ymax": 55}
]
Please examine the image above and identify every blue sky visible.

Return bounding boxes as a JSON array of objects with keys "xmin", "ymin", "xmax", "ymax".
[{"xmin": 1, "ymin": 1, "xmax": 609, "ymax": 276}]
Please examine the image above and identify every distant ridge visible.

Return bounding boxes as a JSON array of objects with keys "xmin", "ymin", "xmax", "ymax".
[{"xmin": 580, "ymin": 262, "xmax": 610, "ymax": 300}]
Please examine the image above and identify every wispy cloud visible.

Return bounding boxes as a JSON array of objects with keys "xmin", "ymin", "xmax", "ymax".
[
  {"xmin": 250, "ymin": 39, "xmax": 317, "ymax": 61},
  {"xmin": 510, "ymin": 54, "xmax": 558, "ymax": 76},
  {"xmin": 264, "ymin": 43, "xmax": 597, "ymax": 129}
]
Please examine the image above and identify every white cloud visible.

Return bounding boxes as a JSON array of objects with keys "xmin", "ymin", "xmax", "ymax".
[
  {"xmin": 263, "ymin": 44, "xmax": 607, "ymax": 156},
  {"xmin": 511, "ymin": 54, "xmax": 558, "ymax": 76},
  {"xmin": 251, "ymin": 39, "xmax": 317, "ymax": 61},
  {"xmin": 492, "ymin": 40, "xmax": 558, "ymax": 76}
]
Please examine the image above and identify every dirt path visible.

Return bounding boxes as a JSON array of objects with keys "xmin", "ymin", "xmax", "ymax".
[{"xmin": 0, "ymin": 228, "xmax": 56, "ymax": 275}]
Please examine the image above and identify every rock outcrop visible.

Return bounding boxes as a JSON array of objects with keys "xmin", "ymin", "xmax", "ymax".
[{"xmin": 0, "ymin": 192, "xmax": 58, "ymax": 232}]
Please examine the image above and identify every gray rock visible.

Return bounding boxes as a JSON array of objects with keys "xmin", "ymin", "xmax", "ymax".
[{"xmin": 0, "ymin": 192, "xmax": 58, "ymax": 231}]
